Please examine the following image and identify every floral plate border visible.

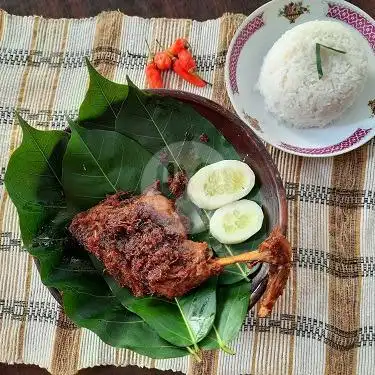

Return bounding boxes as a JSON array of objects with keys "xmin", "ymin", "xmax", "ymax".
[{"xmin": 226, "ymin": 1, "xmax": 375, "ymax": 156}]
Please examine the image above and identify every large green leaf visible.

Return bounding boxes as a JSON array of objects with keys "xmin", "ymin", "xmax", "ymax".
[
  {"xmin": 4, "ymin": 114, "xmax": 69, "ymax": 246},
  {"xmin": 63, "ymin": 282, "xmax": 188, "ymax": 358},
  {"xmin": 200, "ymin": 281, "xmax": 251, "ymax": 353},
  {"xmin": 101, "ymin": 81, "xmax": 236, "ymax": 172},
  {"xmin": 62, "ymin": 121, "xmax": 152, "ymax": 209},
  {"xmin": 79, "ymin": 58, "xmax": 129, "ymax": 129},
  {"xmin": 93, "ymin": 256, "xmax": 216, "ymax": 351},
  {"xmin": 5, "ymin": 117, "xmax": 188, "ymax": 359}
]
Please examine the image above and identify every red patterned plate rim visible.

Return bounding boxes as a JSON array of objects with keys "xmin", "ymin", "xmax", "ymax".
[
  {"xmin": 225, "ymin": 0, "xmax": 375, "ymax": 157},
  {"xmin": 280, "ymin": 128, "xmax": 372, "ymax": 156}
]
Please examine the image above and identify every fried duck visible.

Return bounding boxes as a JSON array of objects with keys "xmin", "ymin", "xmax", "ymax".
[{"xmin": 69, "ymin": 182, "xmax": 291, "ymax": 316}]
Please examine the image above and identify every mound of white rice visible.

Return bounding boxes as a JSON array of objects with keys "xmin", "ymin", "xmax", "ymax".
[{"xmin": 257, "ymin": 20, "xmax": 369, "ymax": 128}]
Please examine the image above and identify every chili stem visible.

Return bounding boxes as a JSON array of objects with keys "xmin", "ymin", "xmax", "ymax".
[
  {"xmin": 144, "ymin": 39, "xmax": 152, "ymax": 54},
  {"xmin": 155, "ymin": 39, "xmax": 165, "ymax": 50}
]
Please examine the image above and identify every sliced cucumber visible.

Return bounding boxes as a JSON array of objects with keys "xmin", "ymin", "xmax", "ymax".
[
  {"xmin": 187, "ymin": 160, "xmax": 255, "ymax": 210},
  {"xmin": 209, "ymin": 200, "xmax": 263, "ymax": 244}
]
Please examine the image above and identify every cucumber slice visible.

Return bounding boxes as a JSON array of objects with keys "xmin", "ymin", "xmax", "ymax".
[
  {"xmin": 187, "ymin": 160, "xmax": 255, "ymax": 210},
  {"xmin": 209, "ymin": 200, "xmax": 263, "ymax": 244}
]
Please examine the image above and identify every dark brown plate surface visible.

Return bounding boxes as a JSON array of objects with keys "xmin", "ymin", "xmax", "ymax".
[{"xmin": 37, "ymin": 90, "xmax": 288, "ymax": 310}]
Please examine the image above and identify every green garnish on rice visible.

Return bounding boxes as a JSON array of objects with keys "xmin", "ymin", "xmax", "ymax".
[{"xmin": 316, "ymin": 43, "xmax": 346, "ymax": 79}]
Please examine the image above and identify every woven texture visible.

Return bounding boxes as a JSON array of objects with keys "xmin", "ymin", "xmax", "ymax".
[{"xmin": 0, "ymin": 8, "xmax": 374, "ymax": 375}]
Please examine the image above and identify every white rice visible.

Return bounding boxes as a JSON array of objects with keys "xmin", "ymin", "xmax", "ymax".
[{"xmin": 257, "ymin": 20, "xmax": 369, "ymax": 128}]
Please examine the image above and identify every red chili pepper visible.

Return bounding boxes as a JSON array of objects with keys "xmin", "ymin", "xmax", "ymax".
[
  {"xmin": 154, "ymin": 51, "xmax": 172, "ymax": 71},
  {"xmin": 177, "ymin": 49, "xmax": 196, "ymax": 72},
  {"xmin": 173, "ymin": 59, "xmax": 206, "ymax": 87},
  {"xmin": 168, "ymin": 38, "xmax": 189, "ymax": 56},
  {"xmin": 146, "ymin": 62, "xmax": 163, "ymax": 88}
]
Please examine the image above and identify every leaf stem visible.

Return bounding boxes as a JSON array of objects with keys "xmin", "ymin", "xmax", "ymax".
[
  {"xmin": 220, "ymin": 344, "xmax": 236, "ymax": 355},
  {"xmin": 145, "ymin": 39, "xmax": 152, "ymax": 54},
  {"xmin": 155, "ymin": 39, "xmax": 165, "ymax": 50},
  {"xmin": 175, "ymin": 297, "xmax": 199, "ymax": 352},
  {"xmin": 318, "ymin": 43, "xmax": 347, "ymax": 54},
  {"xmin": 315, "ymin": 43, "xmax": 346, "ymax": 80},
  {"xmin": 213, "ymin": 326, "xmax": 236, "ymax": 355},
  {"xmin": 186, "ymin": 346, "xmax": 202, "ymax": 362},
  {"xmin": 316, "ymin": 43, "xmax": 323, "ymax": 80}
]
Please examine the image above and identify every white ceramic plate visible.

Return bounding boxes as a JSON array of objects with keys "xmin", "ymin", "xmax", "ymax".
[{"xmin": 225, "ymin": 0, "xmax": 375, "ymax": 157}]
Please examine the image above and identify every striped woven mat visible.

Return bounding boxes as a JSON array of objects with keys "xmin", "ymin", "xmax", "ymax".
[{"xmin": 0, "ymin": 8, "xmax": 374, "ymax": 375}]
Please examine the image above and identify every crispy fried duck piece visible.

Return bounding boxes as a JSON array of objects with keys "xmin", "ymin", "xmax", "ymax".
[
  {"xmin": 70, "ymin": 182, "xmax": 222, "ymax": 298},
  {"xmin": 69, "ymin": 184, "xmax": 291, "ymax": 316}
]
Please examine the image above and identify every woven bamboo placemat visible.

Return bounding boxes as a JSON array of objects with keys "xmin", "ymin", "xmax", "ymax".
[{"xmin": 0, "ymin": 8, "xmax": 374, "ymax": 375}]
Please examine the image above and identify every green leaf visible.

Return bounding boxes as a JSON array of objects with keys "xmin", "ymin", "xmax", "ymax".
[
  {"xmin": 175, "ymin": 278, "xmax": 217, "ymax": 346},
  {"xmin": 62, "ymin": 120, "xmax": 152, "ymax": 209},
  {"xmin": 316, "ymin": 43, "xmax": 323, "ymax": 80},
  {"xmin": 63, "ymin": 284, "xmax": 188, "ymax": 359},
  {"xmin": 79, "ymin": 75, "xmax": 236, "ymax": 175},
  {"xmin": 315, "ymin": 43, "xmax": 346, "ymax": 80},
  {"xmin": 94, "ymin": 256, "xmax": 217, "ymax": 349},
  {"xmin": 79, "ymin": 58, "xmax": 129, "ymax": 128},
  {"xmin": 4, "ymin": 114, "xmax": 69, "ymax": 246},
  {"xmin": 5, "ymin": 116, "xmax": 187, "ymax": 359},
  {"xmin": 318, "ymin": 43, "xmax": 346, "ymax": 54},
  {"xmin": 119, "ymin": 80, "xmax": 237, "ymax": 169},
  {"xmin": 200, "ymin": 281, "xmax": 251, "ymax": 352}
]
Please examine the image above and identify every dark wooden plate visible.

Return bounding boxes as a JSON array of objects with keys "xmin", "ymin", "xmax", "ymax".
[
  {"xmin": 38, "ymin": 90, "xmax": 287, "ymax": 311},
  {"xmin": 150, "ymin": 90, "xmax": 288, "ymax": 308}
]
